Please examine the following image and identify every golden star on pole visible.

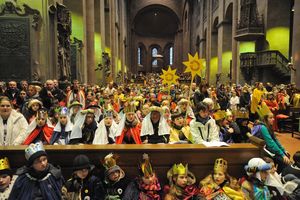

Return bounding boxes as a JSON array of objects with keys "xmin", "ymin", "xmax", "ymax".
[
  {"xmin": 183, "ymin": 52, "xmax": 205, "ymax": 80},
  {"xmin": 160, "ymin": 66, "xmax": 179, "ymax": 85}
]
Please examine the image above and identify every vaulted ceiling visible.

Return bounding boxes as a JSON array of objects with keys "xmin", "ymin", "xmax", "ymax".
[{"xmin": 133, "ymin": 5, "xmax": 179, "ymax": 38}]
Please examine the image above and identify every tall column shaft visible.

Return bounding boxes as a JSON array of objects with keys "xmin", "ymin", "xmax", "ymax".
[
  {"xmin": 84, "ymin": 0, "xmax": 95, "ymax": 84},
  {"xmin": 232, "ymin": 0, "xmax": 238, "ymax": 84},
  {"xmin": 206, "ymin": 0, "xmax": 212, "ymax": 83},
  {"xmin": 292, "ymin": 1, "xmax": 300, "ymax": 86}
]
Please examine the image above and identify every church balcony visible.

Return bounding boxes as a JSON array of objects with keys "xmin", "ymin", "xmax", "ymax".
[
  {"xmin": 240, "ymin": 50, "xmax": 291, "ymax": 83},
  {"xmin": 235, "ymin": 25, "xmax": 264, "ymax": 41}
]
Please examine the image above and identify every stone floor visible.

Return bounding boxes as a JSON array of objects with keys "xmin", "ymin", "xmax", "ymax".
[{"xmin": 277, "ymin": 132, "xmax": 300, "ymax": 161}]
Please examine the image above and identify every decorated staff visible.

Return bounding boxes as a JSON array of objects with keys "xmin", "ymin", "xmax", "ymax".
[{"xmin": 182, "ymin": 52, "xmax": 205, "ymax": 120}]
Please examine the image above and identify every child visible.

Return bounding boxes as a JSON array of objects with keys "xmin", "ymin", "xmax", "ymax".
[
  {"xmin": 190, "ymin": 102, "xmax": 219, "ymax": 143},
  {"xmin": 199, "ymin": 158, "xmax": 246, "ymax": 199},
  {"xmin": 282, "ymin": 151, "xmax": 300, "ymax": 179},
  {"xmin": 63, "ymin": 154, "xmax": 104, "ymax": 200},
  {"xmin": 102, "ymin": 153, "xmax": 130, "ymax": 199},
  {"xmin": 123, "ymin": 154, "xmax": 162, "ymax": 200},
  {"xmin": 23, "ymin": 109, "xmax": 54, "ymax": 145},
  {"xmin": 50, "ymin": 107, "xmax": 73, "ymax": 144},
  {"xmin": 164, "ymin": 163, "xmax": 201, "ymax": 200},
  {"xmin": 0, "ymin": 157, "xmax": 17, "ymax": 199},
  {"xmin": 93, "ymin": 109, "xmax": 117, "ymax": 144},
  {"xmin": 9, "ymin": 142, "xmax": 64, "ymax": 199}
]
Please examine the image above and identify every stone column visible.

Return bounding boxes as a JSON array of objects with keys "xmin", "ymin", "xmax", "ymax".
[
  {"xmin": 292, "ymin": 1, "xmax": 300, "ymax": 87},
  {"xmin": 110, "ymin": 0, "xmax": 116, "ymax": 80},
  {"xmin": 232, "ymin": 0, "xmax": 238, "ymax": 84},
  {"xmin": 83, "ymin": 0, "xmax": 95, "ymax": 84},
  {"xmin": 217, "ymin": 0, "xmax": 224, "ymax": 82},
  {"xmin": 206, "ymin": 0, "xmax": 212, "ymax": 83}
]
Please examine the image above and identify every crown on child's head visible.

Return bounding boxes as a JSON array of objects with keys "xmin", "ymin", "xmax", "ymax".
[
  {"xmin": 59, "ymin": 107, "xmax": 68, "ymax": 116},
  {"xmin": 213, "ymin": 110, "xmax": 227, "ymax": 121},
  {"xmin": 103, "ymin": 153, "xmax": 117, "ymax": 170},
  {"xmin": 140, "ymin": 153, "xmax": 153, "ymax": 177},
  {"xmin": 172, "ymin": 163, "xmax": 188, "ymax": 176},
  {"xmin": 25, "ymin": 141, "xmax": 45, "ymax": 161},
  {"xmin": 103, "ymin": 104, "xmax": 114, "ymax": 118},
  {"xmin": 36, "ymin": 109, "xmax": 48, "ymax": 119},
  {"xmin": 256, "ymin": 102, "xmax": 271, "ymax": 120},
  {"xmin": 214, "ymin": 158, "xmax": 228, "ymax": 173},
  {"xmin": 124, "ymin": 100, "xmax": 138, "ymax": 113},
  {"xmin": 0, "ymin": 157, "xmax": 10, "ymax": 171}
]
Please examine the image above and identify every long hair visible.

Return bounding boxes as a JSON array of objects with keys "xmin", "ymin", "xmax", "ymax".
[{"xmin": 262, "ymin": 113, "xmax": 275, "ymax": 137}]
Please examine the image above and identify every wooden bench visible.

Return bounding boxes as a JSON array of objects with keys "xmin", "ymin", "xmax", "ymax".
[{"xmin": 0, "ymin": 144, "xmax": 260, "ymax": 185}]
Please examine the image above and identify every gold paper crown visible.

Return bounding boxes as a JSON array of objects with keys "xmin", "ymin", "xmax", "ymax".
[
  {"xmin": 149, "ymin": 106, "xmax": 163, "ymax": 113},
  {"xmin": 36, "ymin": 109, "xmax": 48, "ymax": 119},
  {"xmin": 214, "ymin": 158, "xmax": 228, "ymax": 173},
  {"xmin": 25, "ymin": 142, "xmax": 45, "ymax": 160},
  {"xmin": 172, "ymin": 163, "xmax": 188, "ymax": 176},
  {"xmin": 103, "ymin": 153, "xmax": 117, "ymax": 170},
  {"xmin": 124, "ymin": 101, "xmax": 138, "ymax": 113},
  {"xmin": 225, "ymin": 109, "xmax": 232, "ymax": 117},
  {"xmin": 256, "ymin": 102, "xmax": 271, "ymax": 120},
  {"xmin": 0, "ymin": 157, "xmax": 10, "ymax": 171},
  {"xmin": 213, "ymin": 110, "xmax": 227, "ymax": 121},
  {"xmin": 233, "ymin": 109, "xmax": 249, "ymax": 119},
  {"xmin": 140, "ymin": 154, "xmax": 153, "ymax": 177}
]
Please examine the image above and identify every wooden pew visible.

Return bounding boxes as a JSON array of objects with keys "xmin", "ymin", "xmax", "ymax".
[{"xmin": 0, "ymin": 143, "xmax": 260, "ymax": 185}]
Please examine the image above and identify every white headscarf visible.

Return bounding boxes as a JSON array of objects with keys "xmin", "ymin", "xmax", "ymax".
[
  {"xmin": 115, "ymin": 112, "xmax": 140, "ymax": 137},
  {"xmin": 93, "ymin": 118, "xmax": 117, "ymax": 144},
  {"xmin": 69, "ymin": 112, "xmax": 98, "ymax": 140},
  {"xmin": 140, "ymin": 112, "xmax": 170, "ymax": 136}
]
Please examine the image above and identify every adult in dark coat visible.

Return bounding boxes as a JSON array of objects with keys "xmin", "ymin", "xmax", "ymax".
[{"xmin": 39, "ymin": 80, "xmax": 64, "ymax": 110}]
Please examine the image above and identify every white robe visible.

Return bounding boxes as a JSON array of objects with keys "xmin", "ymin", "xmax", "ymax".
[
  {"xmin": 140, "ymin": 113, "xmax": 170, "ymax": 137},
  {"xmin": 93, "ymin": 119, "xmax": 117, "ymax": 144}
]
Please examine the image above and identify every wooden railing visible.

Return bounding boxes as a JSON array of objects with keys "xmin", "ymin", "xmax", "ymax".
[
  {"xmin": 0, "ymin": 144, "xmax": 260, "ymax": 184},
  {"xmin": 240, "ymin": 50, "xmax": 290, "ymax": 76}
]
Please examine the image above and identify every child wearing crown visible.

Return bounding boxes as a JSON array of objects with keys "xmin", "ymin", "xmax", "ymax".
[
  {"xmin": 102, "ymin": 153, "xmax": 130, "ymax": 199},
  {"xmin": 164, "ymin": 163, "xmax": 202, "ymax": 200},
  {"xmin": 50, "ymin": 107, "xmax": 73, "ymax": 145},
  {"xmin": 9, "ymin": 142, "xmax": 64, "ymax": 199},
  {"xmin": 123, "ymin": 154, "xmax": 162, "ymax": 200},
  {"xmin": 93, "ymin": 106, "xmax": 118, "ymax": 144},
  {"xmin": 23, "ymin": 109, "xmax": 54, "ymax": 145},
  {"xmin": 0, "ymin": 157, "xmax": 17, "ymax": 199},
  {"xmin": 199, "ymin": 158, "xmax": 246, "ymax": 200},
  {"xmin": 115, "ymin": 101, "xmax": 142, "ymax": 144},
  {"xmin": 169, "ymin": 110, "xmax": 193, "ymax": 144}
]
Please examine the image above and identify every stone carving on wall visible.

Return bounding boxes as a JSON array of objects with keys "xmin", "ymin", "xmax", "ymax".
[
  {"xmin": 95, "ymin": 52, "xmax": 111, "ymax": 77},
  {"xmin": 56, "ymin": 3, "xmax": 71, "ymax": 81},
  {"xmin": 0, "ymin": 0, "xmax": 41, "ymax": 31},
  {"xmin": 70, "ymin": 37, "xmax": 83, "ymax": 81},
  {"xmin": 0, "ymin": 0, "xmax": 42, "ymax": 81}
]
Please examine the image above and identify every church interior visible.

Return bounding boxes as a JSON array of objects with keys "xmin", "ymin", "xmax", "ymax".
[{"xmin": 1, "ymin": 0, "xmax": 300, "ymax": 199}]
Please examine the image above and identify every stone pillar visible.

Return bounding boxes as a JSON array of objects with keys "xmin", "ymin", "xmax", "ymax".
[
  {"xmin": 206, "ymin": 0, "xmax": 212, "ymax": 83},
  {"xmin": 217, "ymin": 0, "xmax": 224, "ymax": 82},
  {"xmin": 110, "ymin": 0, "xmax": 116, "ymax": 80},
  {"xmin": 292, "ymin": 1, "xmax": 300, "ymax": 87},
  {"xmin": 232, "ymin": 0, "xmax": 238, "ymax": 84},
  {"xmin": 83, "ymin": 0, "xmax": 95, "ymax": 84}
]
